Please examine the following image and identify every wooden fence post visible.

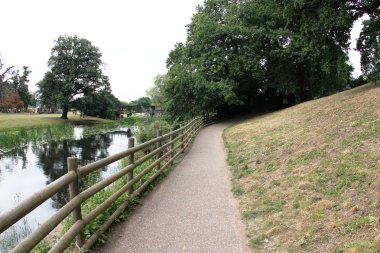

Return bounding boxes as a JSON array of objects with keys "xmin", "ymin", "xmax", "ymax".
[
  {"xmin": 170, "ymin": 127, "xmax": 175, "ymax": 167},
  {"xmin": 127, "ymin": 138, "xmax": 135, "ymax": 195},
  {"xmin": 67, "ymin": 156, "xmax": 85, "ymax": 248},
  {"xmin": 184, "ymin": 121, "xmax": 189, "ymax": 151},
  {"xmin": 157, "ymin": 129, "xmax": 162, "ymax": 170},
  {"xmin": 181, "ymin": 124, "xmax": 185, "ymax": 153},
  {"xmin": 186, "ymin": 120, "xmax": 190, "ymax": 141}
]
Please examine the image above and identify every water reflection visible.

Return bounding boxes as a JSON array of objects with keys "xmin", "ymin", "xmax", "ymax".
[{"xmin": 0, "ymin": 127, "xmax": 129, "ymax": 228}]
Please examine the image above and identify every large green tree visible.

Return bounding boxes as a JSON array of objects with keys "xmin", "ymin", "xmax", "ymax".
[
  {"xmin": 39, "ymin": 35, "xmax": 110, "ymax": 119},
  {"xmin": 164, "ymin": 1, "xmax": 243, "ymax": 119},
  {"xmin": 163, "ymin": 0, "xmax": 359, "ymax": 119}
]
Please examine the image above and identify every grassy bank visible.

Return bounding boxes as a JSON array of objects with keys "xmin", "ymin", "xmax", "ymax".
[
  {"xmin": 0, "ymin": 112, "xmax": 111, "ymax": 132},
  {"xmin": 0, "ymin": 113, "xmax": 113, "ymax": 152},
  {"xmin": 224, "ymin": 84, "xmax": 380, "ymax": 252}
]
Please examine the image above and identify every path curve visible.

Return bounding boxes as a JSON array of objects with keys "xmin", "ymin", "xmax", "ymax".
[{"xmin": 95, "ymin": 121, "xmax": 251, "ymax": 253}]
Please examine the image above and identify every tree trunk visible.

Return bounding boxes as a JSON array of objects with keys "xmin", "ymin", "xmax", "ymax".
[{"xmin": 61, "ymin": 106, "xmax": 69, "ymax": 119}]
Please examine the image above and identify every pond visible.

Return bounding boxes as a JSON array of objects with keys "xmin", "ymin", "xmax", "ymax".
[{"xmin": 0, "ymin": 126, "xmax": 131, "ymax": 231}]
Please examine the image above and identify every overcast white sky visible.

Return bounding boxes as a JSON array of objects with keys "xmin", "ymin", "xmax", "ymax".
[
  {"xmin": 1, "ymin": 1, "xmax": 362, "ymax": 102},
  {"xmin": 0, "ymin": 0, "xmax": 204, "ymax": 102}
]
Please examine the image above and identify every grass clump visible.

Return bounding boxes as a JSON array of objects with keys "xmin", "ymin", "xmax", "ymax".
[
  {"xmin": 0, "ymin": 112, "xmax": 110, "ymax": 132},
  {"xmin": 0, "ymin": 195, "xmax": 51, "ymax": 253},
  {"xmin": 135, "ymin": 115, "xmax": 171, "ymax": 143},
  {"xmin": 243, "ymin": 199, "xmax": 286, "ymax": 219},
  {"xmin": 224, "ymin": 84, "xmax": 380, "ymax": 252},
  {"xmin": 345, "ymin": 216, "xmax": 377, "ymax": 233},
  {"xmin": 0, "ymin": 124, "xmax": 75, "ymax": 152},
  {"xmin": 0, "ymin": 217, "xmax": 31, "ymax": 253},
  {"xmin": 0, "ymin": 112, "xmax": 114, "ymax": 152}
]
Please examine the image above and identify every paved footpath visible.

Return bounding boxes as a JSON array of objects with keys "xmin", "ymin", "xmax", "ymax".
[{"xmin": 96, "ymin": 121, "xmax": 251, "ymax": 253}]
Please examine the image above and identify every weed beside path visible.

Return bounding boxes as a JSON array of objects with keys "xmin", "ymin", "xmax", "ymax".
[{"xmin": 224, "ymin": 84, "xmax": 380, "ymax": 252}]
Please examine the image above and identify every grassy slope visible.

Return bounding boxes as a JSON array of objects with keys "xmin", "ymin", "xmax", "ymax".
[
  {"xmin": 224, "ymin": 84, "xmax": 380, "ymax": 253},
  {"xmin": 0, "ymin": 113, "xmax": 111, "ymax": 132}
]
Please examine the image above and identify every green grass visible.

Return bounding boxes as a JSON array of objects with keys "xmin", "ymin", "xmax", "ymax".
[
  {"xmin": 224, "ymin": 83, "xmax": 380, "ymax": 252},
  {"xmin": 0, "ymin": 113, "xmax": 134, "ymax": 152},
  {"xmin": 0, "ymin": 124, "xmax": 75, "ymax": 152},
  {"xmin": 243, "ymin": 199, "xmax": 286, "ymax": 219},
  {"xmin": 0, "ymin": 217, "xmax": 32, "ymax": 253},
  {"xmin": 0, "ymin": 112, "xmax": 111, "ymax": 132},
  {"xmin": 346, "ymin": 216, "xmax": 377, "ymax": 233},
  {"xmin": 0, "ymin": 195, "xmax": 36, "ymax": 253}
]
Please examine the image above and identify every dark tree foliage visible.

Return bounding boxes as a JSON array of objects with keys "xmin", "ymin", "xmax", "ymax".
[
  {"xmin": 72, "ymin": 91, "xmax": 121, "ymax": 119},
  {"xmin": 128, "ymin": 97, "xmax": 152, "ymax": 112},
  {"xmin": 347, "ymin": 0, "xmax": 380, "ymax": 19},
  {"xmin": 37, "ymin": 71, "xmax": 60, "ymax": 110},
  {"xmin": 0, "ymin": 57, "xmax": 32, "ymax": 110},
  {"xmin": 356, "ymin": 0, "xmax": 380, "ymax": 83},
  {"xmin": 11, "ymin": 66, "xmax": 32, "ymax": 107},
  {"xmin": 163, "ymin": 0, "xmax": 376, "ymax": 119}
]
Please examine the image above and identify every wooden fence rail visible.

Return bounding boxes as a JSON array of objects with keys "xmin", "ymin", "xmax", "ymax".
[{"xmin": 0, "ymin": 115, "xmax": 212, "ymax": 253}]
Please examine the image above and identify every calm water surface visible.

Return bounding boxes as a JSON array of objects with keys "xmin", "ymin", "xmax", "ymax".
[{"xmin": 0, "ymin": 127, "xmax": 130, "ymax": 230}]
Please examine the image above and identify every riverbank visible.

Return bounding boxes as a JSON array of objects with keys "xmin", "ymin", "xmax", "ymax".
[
  {"xmin": 1, "ymin": 113, "xmax": 147, "ymax": 155},
  {"xmin": 0, "ymin": 112, "xmax": 111, "ymax": 132}
]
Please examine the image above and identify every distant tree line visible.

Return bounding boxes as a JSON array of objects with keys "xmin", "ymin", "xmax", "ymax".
[
  {"xmin": 161, "ymin": 0, "xmax": 380, "ymax": 120},
  {"xmin": 122, "ymin": 97, "xmax": 152, "ymax": 112}
]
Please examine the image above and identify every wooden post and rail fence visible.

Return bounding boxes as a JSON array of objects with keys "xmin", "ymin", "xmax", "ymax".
[{"xmin": 0, "ymin": 114, "xmax": 216, "ymax": 253}]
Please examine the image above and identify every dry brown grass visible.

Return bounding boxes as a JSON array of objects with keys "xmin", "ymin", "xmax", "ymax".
[{"xmin": 224, "ymin": 84, "xmax": 380, "ymax": 253}]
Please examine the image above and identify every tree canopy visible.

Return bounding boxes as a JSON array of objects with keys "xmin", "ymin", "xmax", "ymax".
[
  {"xmin": 72, "ymin": 90, "xmax": 121, "ymax": 119},
  {"xmin": 357, "ymin": 6, "xmax": 380, "ymax": 83},
  {"xmin": 146, "ymin": 74, "xmax": 166, "ymax": 106},
  {"xmin": 38, "ymin": 35, "xmax": 110, "ymax": 119},
  {"xmin": 162, "ymin": 0, "xmax": 379, "ymax": 120},
  {"xmin": 127, "ymin": 97, "xmax": 152, "ymax": 112}
]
